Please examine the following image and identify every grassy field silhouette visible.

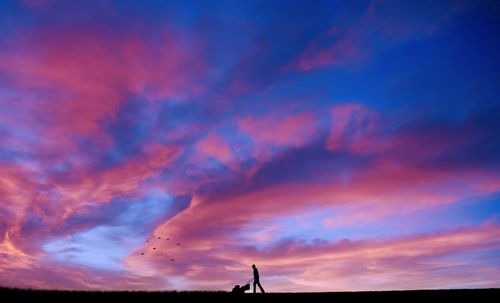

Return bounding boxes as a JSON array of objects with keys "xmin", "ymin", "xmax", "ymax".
[{"xmin": 1, "ymin": 287, "xmax": 498, "ymax": 302}]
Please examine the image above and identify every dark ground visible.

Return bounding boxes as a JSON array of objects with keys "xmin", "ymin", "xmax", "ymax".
[{"xmin": 1, "ymin": 287, "xmax": 499, "ymax": 302}]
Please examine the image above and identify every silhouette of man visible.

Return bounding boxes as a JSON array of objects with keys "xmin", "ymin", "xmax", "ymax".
[{"xmin": 252, "ymin": 264, "xmax": 265, "ymax": 293}]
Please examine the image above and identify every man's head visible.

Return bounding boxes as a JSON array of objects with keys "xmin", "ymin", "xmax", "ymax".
[{"xmin": 252, "ymin": 264, "xmax": 256, "ymax": 268}]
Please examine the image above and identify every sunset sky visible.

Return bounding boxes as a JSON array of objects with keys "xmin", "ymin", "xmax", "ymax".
[{"xmin": 0, "ymin": 0, "xmax": 499, "ymax": 291}]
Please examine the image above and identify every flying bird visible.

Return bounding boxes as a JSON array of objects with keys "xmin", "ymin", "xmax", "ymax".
[
  {"xmin": 170, "ymin": 259, "xmax": 174, "ymax": 261},
  {"xmin": 140, "ymin": 252, "xmax": 144, "ymax": 255},
  {"xmin": 153, "ymin": 247, "xmax": 156, "ymax": 250},
  {"xmin": 176, "ymin": 243, "xmax": 181, "ymax": 246}
]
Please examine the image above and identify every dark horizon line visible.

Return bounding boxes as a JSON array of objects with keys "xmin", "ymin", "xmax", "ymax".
[{"xmin": 1, "ymin": 286, "xmax": 499, "ymax": 293}]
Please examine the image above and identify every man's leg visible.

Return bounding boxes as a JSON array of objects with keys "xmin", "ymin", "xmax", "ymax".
[
  {"xmin": 257, "ymin": 281, "xmax": 265, "ymax": 293},
  {"xmin": 253, "ymin": 280, "xmax": 257, "ymax": 293}
]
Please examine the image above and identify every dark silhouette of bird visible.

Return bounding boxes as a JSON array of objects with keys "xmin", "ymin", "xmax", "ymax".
[
  {"xmin": 176, "ymin": 243, "xmax": 181, "ymax": 246},
  {"xmin": 170, "ymin": 259, "xmax": 174, "ymax": 261},
  {"xmin": 140, "ymin": 252, "xmax": 144, "ymax": 255},
  {"xmin": 146, "ymin": 240, "xmax": 149, "ymax": 243},
  {"xmin": 158, "ymin": 237, "xmax": 161, "ymax": 239},
  {"xmin": 166, "ymin": 238, "xmax": 170, "ymax": 240},
  {"xmin": 153, "ymin": 247, "xmax": 156, "ymax": 250}
]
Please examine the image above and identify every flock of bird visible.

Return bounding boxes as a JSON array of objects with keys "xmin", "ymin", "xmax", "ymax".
[{"xmin": 139, "ymin": 236, "xmax": 182, "ymax": 262}]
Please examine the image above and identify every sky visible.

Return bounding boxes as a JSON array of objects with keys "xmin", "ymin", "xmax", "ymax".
[{"xmin": 0, "ymin": 0, "xmax": 499, "ymax": 292}]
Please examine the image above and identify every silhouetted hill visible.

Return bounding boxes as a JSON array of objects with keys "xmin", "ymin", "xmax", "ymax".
[{"xmin": 1, "ymin": 287, "xmax": 498, "ymax": 303}]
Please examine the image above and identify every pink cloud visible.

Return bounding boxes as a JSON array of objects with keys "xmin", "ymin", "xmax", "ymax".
[
  {"xmin": 125, "ymin": 221, "xmax": 500, "ymax": 291},
  {"xmin": 2, "ymin": 92, "xmax": 498, "ymax": 290},
  {"xmin": 0, "ymin": 253, "xmax": 169, "ymax": 290},
  {"xmin": 0, "ymin": 23, "xmax": 204, "ymax": 260},
  {"xmin": 196, "ymin": 134, "xmax": 233, "ymax": 165},
  {"xmin": 326, "ymin": 103, "xmax": 379, "ymax": 153},
  {"xmin": 120, "ymin": 107, "xmax": 500, "ymax": 289},
  {"xmin": 238, "ymin": 112, "xmax": 317, "ymax": 147},
  {"xmin": 287, "ymin": 1, "xmax": 472, "ymax": 72},
  {"xmin": 237, "ymin": 111, "xmax": 318, "ymax": 164},
  {"xmin": 241, "ymin": 223, "xmax": 500, "ymax": 291},
  {"xmin": 123, "ymin": 104, "xmax": 500, "ymax": 280},
  {"xmin": 0, "ymin": 141, "xmax": 181, "ymax": 261},
  {"xmin": 2, "ymin": 27, "xmax": 202, "ymax": 99},
  {"xmin": 180, "ymin": 170, "xmax": 498, "ymax": 239},
  {"xmin": 0, "ymin": 25, "xmax": 205, "ymax": 145},
  {"xmin": 56, "ymin": 143, "xmax": 180, "ymax": 208},
  {"xmin": 289, "ymin": 30, "xmax": 363, "ymax": 71}
]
